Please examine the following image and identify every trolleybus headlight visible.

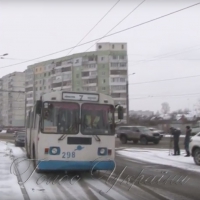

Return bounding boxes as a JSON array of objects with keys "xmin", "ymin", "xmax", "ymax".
[
  {"xmin": 49, "ymin": 147, "xmax": 60, "ymax": 155},
  {"xmin": 98, "ymin": 148, "xmax": 107, "ymax": 155},
  {"xmin": 51, "ymin": 148, "xmax": 58, "ymax": 154},
  {"xmin": 100, "ymin": 149, "xmax": 105, "ymax": 154}
]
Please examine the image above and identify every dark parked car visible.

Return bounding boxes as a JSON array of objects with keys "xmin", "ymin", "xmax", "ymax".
[
  {"xmin": 15, "ymin": 134, "xmax": 25, "ymax": 147},
  {"xmin": 116, "ymin": 126, "xmax": 161, "ymax": 145}
]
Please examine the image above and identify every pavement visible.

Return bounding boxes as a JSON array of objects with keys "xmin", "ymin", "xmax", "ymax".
[
  {"xmin": 113, "ymin": 150, "xmax": 200, "ymax": 200},
  {"xmin": 115, "ymin": 136, "xmax": 185, "ymax": 149}
]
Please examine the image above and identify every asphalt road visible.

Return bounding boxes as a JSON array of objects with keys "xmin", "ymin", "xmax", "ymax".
[
  {"xmin": 111, "ymin": 151, "xmax": 200, "ymax": 200},
  {"xmin": 115, "ymin": 136, "xmax": 185, "ymax": 150}
]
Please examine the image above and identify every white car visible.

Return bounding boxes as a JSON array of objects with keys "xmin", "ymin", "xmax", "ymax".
[
  {"xmin": 0, "ymin": 130, "xmax": 7, "ymax": 134},
  {"xmin": 189, "ymin": 132, "xmax": 200, "ymax": 165}
]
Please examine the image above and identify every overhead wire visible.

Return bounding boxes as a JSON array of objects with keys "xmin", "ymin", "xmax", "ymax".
[
  {"xmin": 84, "ymin": 0, "xmax": 146, "ymax": 52},
  {"xmin": 128, "ymin": 74, "xmax": 200, "ymax": 85},
  {"xmin": 1, "ymin": 1, "xmax": 200, "ymax": 69},
  {"xmin": 129, "ymin": 92, "xmax": 200, "ymax": 100},
  {"xmin": 67, "ymin": 0, "xmax": 121, "ymax": 55},
  {"xmin": 128, "ymin": 45, "xmax": 200, "ymax": 65}
]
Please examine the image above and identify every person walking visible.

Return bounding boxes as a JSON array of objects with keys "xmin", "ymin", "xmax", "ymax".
[{"xmin": 184, "ymin": 126, "xmax": 191, "ymax": 157}]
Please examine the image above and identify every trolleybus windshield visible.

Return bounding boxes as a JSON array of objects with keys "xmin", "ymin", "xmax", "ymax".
[
  {"xmin": 81, "ymin": 103, "xmax": 115, "ymax": 135},
  {"xmin": 42, "ymin": 102, "xmax": 79, "ymax": 134}
]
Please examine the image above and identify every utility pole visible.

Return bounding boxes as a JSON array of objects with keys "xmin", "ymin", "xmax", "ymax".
[
  {"xmin": 126, "ymin": 80, "xmax": 129, "ymax": 124},
  {"xmin": 33, "ymin": 68, "xmax": 36, "ymax": 106},
  {"xmin": 126, "ymin": 73, "xmax": 135, "ymax": 125}
]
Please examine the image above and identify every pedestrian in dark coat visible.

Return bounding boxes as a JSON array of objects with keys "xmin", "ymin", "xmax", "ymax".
[
  {"xmin": 184, "ymin": 126, "xmax": 191, "ymax": 157},
  {"xmin": 173, "ymin": 128, "xmax": 181, "ymax": 155}
]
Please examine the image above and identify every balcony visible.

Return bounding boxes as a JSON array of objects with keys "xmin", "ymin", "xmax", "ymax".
[
  {"xmin": 110, "ymin": 62, "xmax": 127, "ymax": 70},
  {"xmin": 82, "ymin": 78, "xmax": 97, "ymax": 87},
  {"xmin": 82, "ymin": 71, "xmax": 97, "ymax": 80},
  {"xmin": 111, "ymin": 89, "xmax": 126, "ymax": 93},
  {"xmin": 52, "ymin": 85, "xmax": 72, "ymax": 91},
  {"xmin": 26, "ymin": 97, "xmax": 33, "ymax": 101},
  {"xmin": 52, "ymin": 81, "xmax": 72, "ymax": 89},
  {"xmin": 110, "ymin": 70, "xmax": 127, "ymax": 76}
]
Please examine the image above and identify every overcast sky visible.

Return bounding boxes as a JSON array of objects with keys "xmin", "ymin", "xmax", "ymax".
[{"xmin": 1, "ymin": 0, "xmax": 200, "ymax": 113}]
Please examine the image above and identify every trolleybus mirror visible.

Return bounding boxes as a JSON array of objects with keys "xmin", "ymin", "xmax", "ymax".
[
  {"xmin": 118, "ymin": 106, "xmax": 124, "ymax": 119},
  {"xmin": 36, "ymin": 100, "xmax": 42, "ymax": 115}
]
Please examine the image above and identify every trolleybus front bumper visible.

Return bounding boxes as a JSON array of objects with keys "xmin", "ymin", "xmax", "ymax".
[{"xmin": 36, "ymin": 160, "xmax": 115, "ymax": 171}]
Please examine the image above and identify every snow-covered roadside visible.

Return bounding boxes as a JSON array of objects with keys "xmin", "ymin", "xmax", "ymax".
[
  {"xmin": 117, "ymin": 148, "xmax": 200, "ymax": 173},
  {"xmin": 5, "ymin": 142, "xmax": 138, "ymax": 200},
  {"xmin": 0, "ymin": 141, "xmax": 24, "ymax": 200}
]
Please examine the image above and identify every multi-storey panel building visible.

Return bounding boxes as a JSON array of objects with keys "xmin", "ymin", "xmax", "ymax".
[
  {"xmin": 0, "ymin": 72, "xmax": 25, "ymax": 126},
  {"xmin": 25, "ymin": 42, "xmax": 128, "ymax": 123}
]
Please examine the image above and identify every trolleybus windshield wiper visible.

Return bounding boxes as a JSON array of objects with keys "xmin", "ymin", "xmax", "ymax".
[{"xmin": 92, "ymin": 134, "xmax": 101, "ymax": 142}]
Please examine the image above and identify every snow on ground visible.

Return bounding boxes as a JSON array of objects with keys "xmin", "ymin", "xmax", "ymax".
[
  {"xmin": 0, "ymin": 141, "xmax": 24, "ymax": 200},
  {"xmin": 164, "ymin": 135, "xmax": 185, "ymax": 138},
  {"xmin": 117, "ymin": 148, "xmax": 200, "ymax": 173},
  {"xmin": 2, "ymin": 141, "xmax": 145, "ymax": 200}
]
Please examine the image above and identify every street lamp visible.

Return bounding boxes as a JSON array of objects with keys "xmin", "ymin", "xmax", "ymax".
[
  {"xmin": 0, "ymin": 53, "xmax": 8, "ymax": 59},
  {"xmin": 126, "ymin": 73, "xmax": 135, "ymax": 124}
]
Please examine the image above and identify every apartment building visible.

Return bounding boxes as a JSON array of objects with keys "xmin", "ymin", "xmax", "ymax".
[
  {"xmin": 0, "ymin": 72, "xmax": 25, "ymax": 126},
  {"xmin": 25, "ymin": 42, "xmax": 128, "ymax": 123}
]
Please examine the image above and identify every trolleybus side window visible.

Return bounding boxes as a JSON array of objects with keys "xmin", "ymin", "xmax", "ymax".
[
  {"xmin": 81, "ymin": 103, "xmax": 115, "ymax": 135},
  {"xmin": 41, "ymin": 102, "xmax": 79, "ymax": 134}
]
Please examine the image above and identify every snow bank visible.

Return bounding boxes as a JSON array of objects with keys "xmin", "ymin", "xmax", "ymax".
[
  {"xmin": 0, "ymin": 141, "xmax": 24, "ymax": 200},
  {"xmin": 117, "ymin": 148, "xmax": 200, "ymax": 173}
]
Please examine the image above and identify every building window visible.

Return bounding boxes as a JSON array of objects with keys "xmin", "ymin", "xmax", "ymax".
[
  {"xmin": 112, "ymin": 44, "xmax": 115, "ymax": 49},
  {"xmin": 102, "ymin": 87, "xmax": 106, "ymax": 91},
  {"xmin": 44, "ymin": 73, "xmax": 46, "ymax": 77},
  {"xmin": 111, "ymin": 85, "xmax": 126, "ymax": 90},
  {"xmin": 120, "ymin": 55, "xmax": 125, "ymax": 60},
  {"xmin": 113, "ymin": 56, "xmax": 117, "ymax": 60},
  {"xmin": 103, "ymin": 79, "xmax": 106, "ymax": 83},
  {"xmin": 101, "ymin": 57, "xmax": 104, "ymax": 61},
  {"xmin": 122, "ymin": 44, "xmax": 124, "ymax": 49},
  {"xmin": 120, "ymin": 63, "xmax": 126, "ymax": 67},
  {"xmin": 111, "ymin": 77, "xmax": 126, "ymax": 83},
  {"xmin": 56, "ymin": 61, "xmax": 62, "ymax": 67},
  {"xmin": 90, "ymin": 71, "xmax": 97, "ymax": 76},
  {"xmin": 111, "ymin": 63, "xmax": 118, "ymax": 67}
]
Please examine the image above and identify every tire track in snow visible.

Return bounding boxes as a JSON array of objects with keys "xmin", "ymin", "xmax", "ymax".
[
  {"xmin": 8, "ymin": 146, "xmax": 30, "ymax": 200},
  {"xmin": 78, "ymin": 179, "xmax": 100, "ymax": 200},
  {"xmin": 84, "ymin": 181, "xmax": 116, "ymax": 200},
  {"xmin": 56, "ymin": 182, "xmax": 78, "ymax": 200}
]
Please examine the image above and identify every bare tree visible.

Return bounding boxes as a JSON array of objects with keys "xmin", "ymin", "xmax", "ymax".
[{"xmin": 161, "ymin": 102, "xmax": 170, "ymax": 114}]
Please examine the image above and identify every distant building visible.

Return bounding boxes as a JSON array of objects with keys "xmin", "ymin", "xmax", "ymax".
[
  {"xmin": 0, "ymin": 72, "xmax": 25, "ymax": 126},
  {"xmin": 129, "ymin": 110, "xmax": 154, "ymax": 118},
  {"xmin": 25, "ymin": 42, "xmax": 128, "ymax": 123}
]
